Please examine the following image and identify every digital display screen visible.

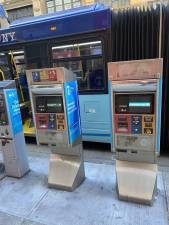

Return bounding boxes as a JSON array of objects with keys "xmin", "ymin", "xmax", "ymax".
[
  {"xmin": 36, "ymin": 97, "xmax": 46, "ymax": 113},
  {"xmin": 46, "ymin": 96, "xmax": 64, "ymax": 113},
  {"xmin": 115, "ymin": 94, "xmax": 154, "ymax": 114},
  {"xmin": 0, "ymin": 112, "xmax": 8, "ymax": 125},
  {"xmin": 36, "ymin": 96, "xmax": 64, "ymax": 113},
  {"xmin": 0, "ymin": 96, "xmax": 4, "ymax": 108},
  {"xmin": 129, "ymin": 102, "xmax": 151, "ymax": 107},
  {"xmin": 0, "ymin": 96, "xmax": 7, "ymax": 125}
]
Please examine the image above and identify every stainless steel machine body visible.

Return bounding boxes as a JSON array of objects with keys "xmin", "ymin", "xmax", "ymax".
[
  {"xmin": 108, "ymin": 59, "xmax": 163, "ymax": 205},
  {"xmin": 26, "ymin": 67, "xmax": 85, "ymax": 191}
]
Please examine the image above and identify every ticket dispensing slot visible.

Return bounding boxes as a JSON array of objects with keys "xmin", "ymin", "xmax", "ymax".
[
  {"xmin": 27, "ymin": 67, "xmax": 85, "ymax": 191},
  {"xmin": 108, "ymin": 59, "xmax": 163, "ymax": 205}
]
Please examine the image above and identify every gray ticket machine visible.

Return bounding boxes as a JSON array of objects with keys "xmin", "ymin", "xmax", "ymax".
[
  {"xmin": 108, "ymin": 59, "xmax": 163, "ymax": 205},
  {"xmin": 26, "ymin": 67, "xmax": 85, "ymax": 191},
  {"xmin": 0, "ymin": 80, "xmax": 29, "ymax": 178}
]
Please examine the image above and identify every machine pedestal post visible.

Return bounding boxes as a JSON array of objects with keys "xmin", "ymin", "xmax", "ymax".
[
  {"xmin": 48, "ymin": 153, "xmax": 85, "ymax": 191},
  {"xmin": 116, "ymin": 160, "xmax": 157, "ymax": 205}
]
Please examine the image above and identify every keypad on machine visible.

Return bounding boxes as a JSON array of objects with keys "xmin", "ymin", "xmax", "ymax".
[
  {"xmin": 115, "ymin": 114, "xmax": 155, "ymax": 135},
  {"xmin": 56, "ymin": 114, "xmax": 66, "ymax": 131},
  {"xmin": 36, "ymin": 113, "xmax": 66, "ymax": 131}
]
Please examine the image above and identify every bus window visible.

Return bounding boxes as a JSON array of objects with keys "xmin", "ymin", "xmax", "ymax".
[
  {"xmin": 51, "ymin": 41, "xmax": 105, "ymax": 92},
  {"xmin": 25, "ymin": 43, "xmax": 49, "ymax": 69},
  {"xmin": 0, "ymin": 53, "xmax": 13, "ymax": 80},
  {"xmin": 13, "ymin": 52, "xmax": 26, "ymax": 74},
  {"xmin": 0, "ymin": 50, "xmax": 26, "ymax": 82}
]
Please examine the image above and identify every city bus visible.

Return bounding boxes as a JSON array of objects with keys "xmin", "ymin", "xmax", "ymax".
[{"xmin": 0, "ymin": 4, "xmax": 112, "ymax": 147}]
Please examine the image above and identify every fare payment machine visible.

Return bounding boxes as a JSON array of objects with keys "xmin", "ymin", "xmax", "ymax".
[
  {"xmin": 0, "ymin": 80, "xmax": 29, "ymax": 177},
  {"xmin": 26, "ymin": 67, "xmax": 85, "ymax": 191},
  {"xmin": 108, "ymin": 59, "xmax": 163, "ymax": 205}
]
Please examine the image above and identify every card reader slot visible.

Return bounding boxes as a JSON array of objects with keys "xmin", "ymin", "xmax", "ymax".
[
  {"xmin": 118, "ymin": 117, "xmax": 127, "ymax": 122},
  {"xmin": 0, "ymin": 136, "xmax": 13, "ymax": 140},
  {"xmin": 131, "ymin": 150, "xmax": 137, "ymax": 154},
  {"xmin": 118, "ymin": 123, "xmax": 128, "ymax": 128},
  {"xmin": 116, "ymin": 149, "xmax": 127, "ymax": 153}
]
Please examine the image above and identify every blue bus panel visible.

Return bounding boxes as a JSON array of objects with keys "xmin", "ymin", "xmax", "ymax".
[
  {"xmin": 79, "ymin": 94, "xmax": 112, "ymax": 144},
  {"xmin": 0, "ymin": 4, "xmax": 111, "ymax": 47}
]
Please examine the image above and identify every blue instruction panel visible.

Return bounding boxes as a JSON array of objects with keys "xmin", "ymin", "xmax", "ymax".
[
  {"xmin": 65, "ymin": 81, "xmax": 81, "ymax": 145},
  {"xmin": 5, "ymin": 89, "xmax": 23, "ymax": 136}
]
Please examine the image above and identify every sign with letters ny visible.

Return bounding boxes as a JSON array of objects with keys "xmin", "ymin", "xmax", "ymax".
[{"xmin": 0, "ymin": 32, "xmax": 16, "ymax": 43}]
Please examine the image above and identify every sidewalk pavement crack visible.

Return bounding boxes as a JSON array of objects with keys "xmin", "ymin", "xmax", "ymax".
[
  {"xmin": 161, "ymin": 172, "xmax": 169, "ymax": 224},
  {"xmin": 22, "ymin": 190, "xmax": 49, "ymax": 224}
]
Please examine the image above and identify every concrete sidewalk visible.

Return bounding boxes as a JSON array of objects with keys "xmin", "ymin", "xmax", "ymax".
[{"xmin": 0, "ymin": 145, "xmax": 168, "ymax": 225}]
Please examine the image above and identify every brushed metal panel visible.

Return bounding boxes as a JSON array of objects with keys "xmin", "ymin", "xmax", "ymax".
[{"xmin": 48, "ymin": 153, "xmax": 85, "ymax": 191}]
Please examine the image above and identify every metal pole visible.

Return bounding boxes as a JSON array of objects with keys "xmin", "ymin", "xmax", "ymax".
[{"xmin": 159, "ymin": 0, "xmax": 162, "ymax": 58}]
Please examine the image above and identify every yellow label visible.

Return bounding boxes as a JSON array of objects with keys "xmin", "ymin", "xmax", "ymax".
[
  {"xmin": 142, "ymin": 115, "xmax": 155, "ymax": 135},
  {"xmin": 40, "ymin": 70, "xmax": 48, "ymax": 80},
  {"xmin": 57, "ymin": 113, "xmax": 67, "ymax": 131}
]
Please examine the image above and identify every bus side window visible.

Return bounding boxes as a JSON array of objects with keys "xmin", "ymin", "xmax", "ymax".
[
  {"xmin": 25, "ymin": 43, "xmax": 49, "ymax": 69},
  {"xmin": 51, "ymin": 40, "xmax": 105, "ymax": 92}
]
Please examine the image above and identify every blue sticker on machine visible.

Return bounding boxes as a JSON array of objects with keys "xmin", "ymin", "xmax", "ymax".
[
  {"xmin": 5, "ymin": 89, "xmax": 23, "ymax": 136},
  {"xmin": 65, "ymin": 81, "xmax": 81, "ymax": 145}
]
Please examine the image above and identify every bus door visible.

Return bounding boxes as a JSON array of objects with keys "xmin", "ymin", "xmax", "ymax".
[{"xmin": 0, "ymin": 49, "xmax": 35, "ymax": 137}]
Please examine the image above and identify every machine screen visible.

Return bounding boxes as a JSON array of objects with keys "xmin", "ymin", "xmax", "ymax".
[
  {"xmin": 115, "ymin": 94, "xmax": 154, "ymax": 114},
  {"xmin": 0, "ymin": 112, "xmax": 8, "ymax": 125},
  {"xmin": 0, "ymin": 95, "xmax": 4, "ymax": 108},
  {"xmin": 36, "ymin": 97, "xmax": 46, "ymax": 113},
  {"xmin": 36, "ymin": 96, "xmax": 64, "ymax": 113},
  {"xmin": 46, "ymin": 96, "xmax": 64, "ymax": 113},
  {"xmin": 129, "ymin": 102, "xmax": 151, "ymax": 107}
]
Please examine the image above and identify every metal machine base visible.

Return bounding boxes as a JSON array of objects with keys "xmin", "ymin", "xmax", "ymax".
[
  {"xmin": 48, "ymin": 153, "xmax": 85, "ymax": 191},
  {"xmin": 116, "ymin": 160, "xmax": 157, "ymax": 205}
]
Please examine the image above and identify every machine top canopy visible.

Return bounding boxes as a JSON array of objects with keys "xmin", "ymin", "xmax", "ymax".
[{"xmin": 108, "ymin": 58, "xmax": 163, "ymax": 81}]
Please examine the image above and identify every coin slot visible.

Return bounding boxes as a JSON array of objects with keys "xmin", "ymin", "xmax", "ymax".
[
  {"xmin": 116, "ymin": 149, "xmax": 127, "ymax": 153},
  {"xmin": 131, "ymin": 150, "xmax": 137, "ymax": 154}
]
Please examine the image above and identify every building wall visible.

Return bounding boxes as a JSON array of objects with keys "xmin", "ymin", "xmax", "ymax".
[
  {"xmin": 32, "ymin": 0, "xmax": 47, "ymax": 16},
  {"xmin": 0, "ymin": 0, "xmax": 32, "ymax": 10},
  {"xmin": 0, "ymin": 0, "xmax": 47, "ymax": 21},
  {"xmin": 45, "ymin": 0, "xmax": 130, "ymax": 13},
  {"xmin": 0, "ymin": 0, "xmax": 131, "ymax": 17},
  {"xmin": 0, "ymin": 0, "xmax": 166, "ymax": 22}
]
